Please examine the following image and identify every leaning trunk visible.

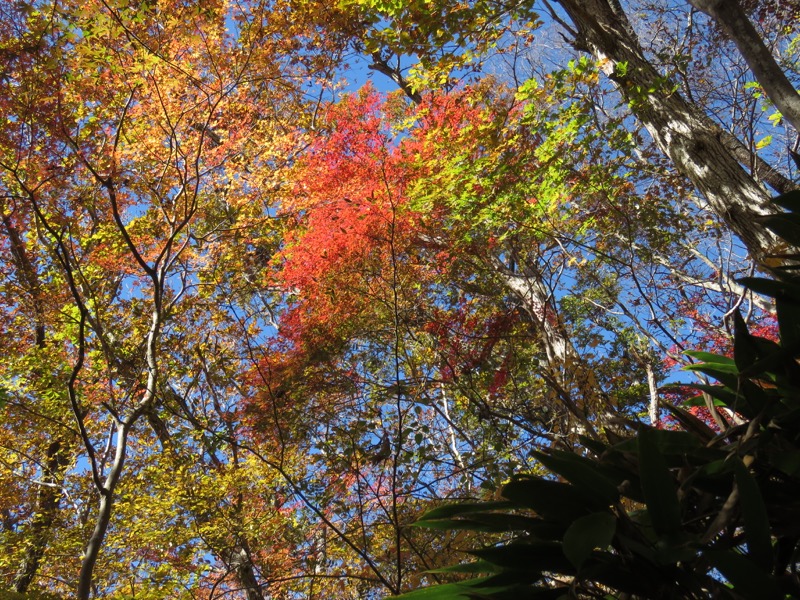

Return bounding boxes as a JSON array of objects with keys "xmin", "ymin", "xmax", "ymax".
[
  {"xmin": 557, "ymin": 0, "xmax": 778, "ymax": 259},
  {"xmin": 689, "ymin": 0, "xmax": 800, "ymax": 134}
]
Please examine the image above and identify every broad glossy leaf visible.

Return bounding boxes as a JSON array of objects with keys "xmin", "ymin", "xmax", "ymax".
[
  {"xmin": 681, "ymin": 392, "xmax": 727, "ymax": 407},
  {"xmin": 683, "ymin": 350, "xmax": 736, "ymax": 365},
  {"xmin": 616, "ymin": 429, "xmax": 702, "ymax": 457},
  {"xmin": 426, "ymin": 560, "xmax": 501, "ymax": 574},
  {"xmin": 777, "ymin": 297, "xmax": 800, "ymax": 350},
  {"xmin": 471, "ymin": 541, "xmax": 573, "ymax": 573},
  {"xmin": 772, "ymin": 190, "xmax": 800, "ymax": 212},
  {"xmin": 389, "ymin": 577, "xmax": 499, "ymax": 599},
  {"xmin": 680, "ymin": 385, "xmax": 759, "ymax": 421},
  {"xmin": 757, "ymin": 214, "xmax": 800, "ymax": 247},
  {"xmin": 733, "ymin": 459, "xmax": 773, "ymax": 570},
  {"xmin": 660, "ymin": 403, "xmax": 717, "ymax": 442},
  {"xmin": 738, "ymin": 277, "xmax": 800, "ymax": 302},
  {"xmin": 414, "ymin": 518, "xmax": 516, "ymax": 533},
  {"xmin": 562, "ymin": 512, "xmax": 616, "ymax": 570},
  {"xmin": 739, "ymin": 344, "xmax": 797, "ymax": 379},
  {"xmin": 501, "ymin": 476, "xmax": 604, "ymax": 523},
  {"xmin": 733, "ymin": 310, "xmax": 757, "ymax": 372},
  {"xmin": 416, "ymin": 501, "xmax": 517, "ymax": 522},
  {"xmin": 577, "ymin": 435, "xmax": 611, "ymax": 457},
  {"xmin": 683, "ymin": 364, "xmax": 740, "ymax": 390},
  {"xmin": 465, "ymin": 576, "xmax": 567, "ymax": 599},
  {"xmin": 415, "ymin": 513, "xmax": 559, "ymax": 535},
  {"xmin": 704, "ymin": 550, "xmax": 783, "ymax": 599},
  {"xmin": 532, "ymin": 450, "xmax": 620, "ymax": 504},
  {"xmin": 579, "ymin": 553, "xmax": 663, "ymax": 597},
  {"xmin": 766, "ymin": 448, "xmax": 800, "ymax": 476},
  {"xmin": 638, "ymin": 428, "xmax": 682, "ymax": 536}
]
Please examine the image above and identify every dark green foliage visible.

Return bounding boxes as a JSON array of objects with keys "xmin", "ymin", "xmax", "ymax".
[{"xmin": 394, "ymin": 195, "xmax": 800, "ymax": 599}]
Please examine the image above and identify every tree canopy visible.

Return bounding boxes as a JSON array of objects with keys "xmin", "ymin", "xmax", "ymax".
[{"xmin": 0, "ymin": 0, "xmax": 797, "ymax": 597}]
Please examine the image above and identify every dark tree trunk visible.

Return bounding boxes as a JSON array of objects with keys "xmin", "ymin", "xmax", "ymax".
[{"xmin": 14, "ymin": 440, "xmax": 71, "ymax": 593}]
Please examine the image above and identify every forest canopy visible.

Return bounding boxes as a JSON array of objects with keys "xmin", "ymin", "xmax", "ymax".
[{"xmin": 0, "ymin": 0, "xmax": 797, "ymax": 597}]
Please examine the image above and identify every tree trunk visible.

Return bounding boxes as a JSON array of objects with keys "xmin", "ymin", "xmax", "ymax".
[
  {"xmin": 646, "ymin": 362, "xmax": 659, "ymax": 427},
  {"xmin": 2, "ymin": 211, "xmax": 72, "ymax": 592},
  {"xmin": 557, "ymin": 0, "xmax": 778, "ymax": 260},
  {"xmin": 13, "ymin": 440, "xmax": 71, "ymax": 592},
  {"xmin": 493, "ymin": 256, "xmax": 603, "ymax": 438},
  {"xmin": 228, "ymin": 542, "xmax": 266, "ymax": 600},
  {"xmin": 718, "ymin": 128, "xmax": 796, "ymax": 195},
  {"xmin": 77, "ymin": 423, "xmax": 129, "ymax": 600},
  {"xmin": 689, "ymin": 0, "xmax": 800, "ymax": 134}
]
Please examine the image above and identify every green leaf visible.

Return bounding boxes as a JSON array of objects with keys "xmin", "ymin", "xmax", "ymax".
[
  {"xmin": 638, "ymin": 428, "xmax": 682, "ymax": 536},
  {"xmin": 660, "ymin": 403, "xmax": 717, "ymax": 442},
  {"xmin": 562, "ymin": 512, "xmax": 616, "ymax": 570},
  {"xmin": 415, "ymin": 513, "xmax": 558, "ymax": 535},
  {"xmin": 681, "ymin": 392, "xmax": 727, "ymax": 407},
  {"xmin": 615, "ymin": 429, "xmax": 702, "ymax": 458},
  {"xmin": 501, "ymin": 476, "xmax": 602, "ymax": 523},
  {"xmin": 738, "ymin": 277, "xmax": 800, "ymax": 301},
  {"xmin": 682, "ymin": 364, "xmax": 740, "ymax": 395},
  {"xmin": 468, "ymin": 583, "xmax": 567, "ymax": 600},
  {"xmin": 577, "ymin": 435, "xmax": 610, "ymax": 457},
  {"xmin": 767, "ymin": 448, "xmax": 800, "ymax": 476},
  {"xmin": 691, "ymin": 458, "xmax": 736, "ymax": 482},
  {"xmin": 413, "ymin": 518, "xmax": 513, "ymax": 533},
  {"xmin": 532, "ymin": 450, "xmax": 620, "ymax": 504},
  {"xmin": 471, "ymin": 541, "xmax": 572, "ymax": 573},
  {"xmin": 416, "ymin": 501, "xmax": 516, "ymax": 522},
  {"xmin": 653, "ymin": 537, "xmax": 699, "ymax": 565},
  {"xmin": 426, "ymin": 560, "xmax": 501, "ymax": 575},
  {"xmin": 772, "ymin": 190, "xmax": 800, "ymax": 212},
  {"xmin": 389, "ymin": 577, "xmax": 497, "ymax": 599},
  {"xmin": 733, "ymin": 310, "xmax": 757, "ymax": 372},
  {"xmin": 736, "ymin": 378, "xmax": 775, "ymax": 417},
  {"xmin": 681, "ymin": 384, "xmax": 758, "ymax": 421},
  {"xmin": 683, "ymin": 360, "xmax": 739, "ymax": 377},
  {"xmin": 738, "ymin": 343, "xmax": 795, "ymax": 379},
  {"xmin": 704, "ymin": 550, "xmax": 782, "ymax": 599},
  {"xmin": 777, "ymin": 296, "xmax": 800, "ymax": 349},
  {"xmin": 733, "ymin": 459, "xmax": 773, "ymax": 570},
  {"xmin": 756, "ymin": 213, "xmax": 800, "ymax": 246},
  {"xmin": 683, "ymin": 350, "xmax": 735, "ymax": 364},
  {"xmin": 579, "ymin": 553, "xmax": 661, "ymax": 596}
]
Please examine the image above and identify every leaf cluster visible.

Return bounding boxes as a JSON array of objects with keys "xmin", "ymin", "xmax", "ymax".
[{"xmin": 395, "ymin": 193, "xmax": 800, "ymax": 599}]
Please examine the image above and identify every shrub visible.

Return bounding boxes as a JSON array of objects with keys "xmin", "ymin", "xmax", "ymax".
[{"xmin": 395, "ymin": 193, "xmax": 800, "ymax": 599}]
